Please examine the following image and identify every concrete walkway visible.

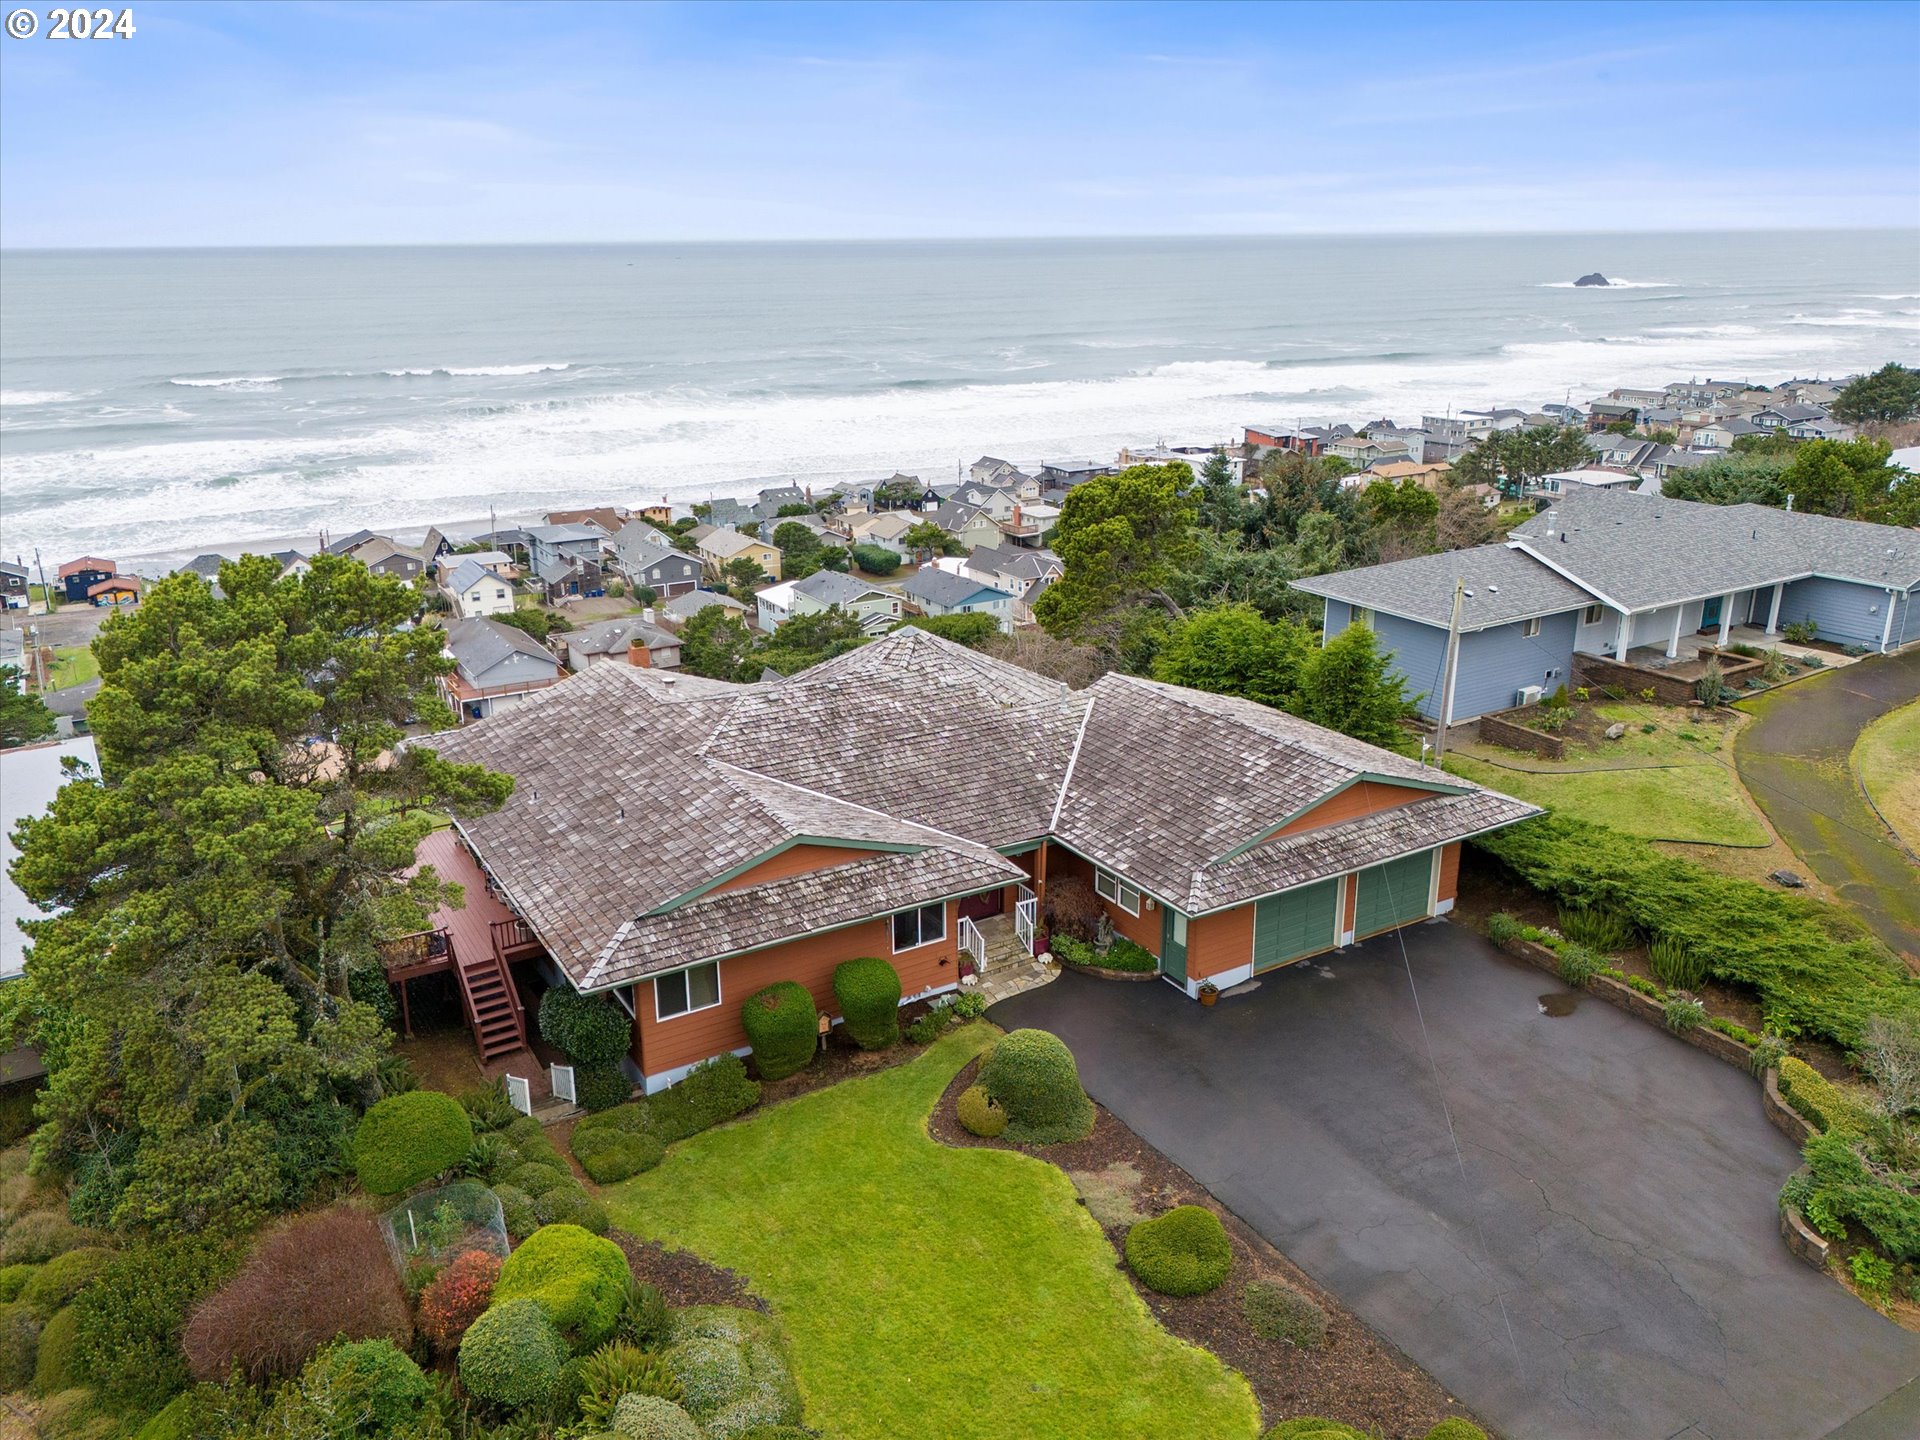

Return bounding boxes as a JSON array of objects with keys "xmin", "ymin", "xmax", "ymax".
[
  {"xmin": 992, "ymin": 925, "xmax": 1920, "ymax": 1440},
  {"xmin": 1736, "ymin": 648, "xmax": 1920, "ymax": 955}
]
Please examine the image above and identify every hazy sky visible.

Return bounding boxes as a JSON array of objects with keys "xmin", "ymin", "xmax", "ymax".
[{"xmin": 3, "ymin": 0, "xmax": 1917, "ymax": 247}]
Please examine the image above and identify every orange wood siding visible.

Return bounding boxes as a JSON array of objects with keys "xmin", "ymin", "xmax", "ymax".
[
  {"xmin": 1271, "ymin": 781, "xmax": 1431, "ymax": 839},
  {"xmin": 1186, "ymin": 904, "xmax": 1254, "ymax": 980},
  {"xmin": 705, "ymin": 843, "xmax": 888, "ymax": 896},
  {"xmin": 1045, "ymin": 847, "xmax": 1159, "ymax": 955},
  {"xmin": 1436, "ymin": 842, "xmax": 1461, "ymax": 904},
  {"xmin": 631, "ymin": 899, "xmax": 961, "ymax": 1076},
  {"xmin": 1343, "ymin": 875, "xmax": 1358, "ymax": 935}
]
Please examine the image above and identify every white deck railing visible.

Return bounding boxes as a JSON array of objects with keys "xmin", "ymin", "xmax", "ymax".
[
  {"xmin": 958, "ymin": 916, "xmax": 987, "ymax": 972},
  {"xmin": 1014, "ymin": 882, "xmax": 1037, "ymax": 954}
]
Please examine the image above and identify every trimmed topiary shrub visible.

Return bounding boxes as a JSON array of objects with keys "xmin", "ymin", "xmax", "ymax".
[
  {"xmin": 417, "ymin": 1248, "xmax": 502, "ymax": 1352},
  {"xmin": 832, "ymin": 957, "xmax": 902, "ymax": 1051},
  {"xmin": 33, "ymin": 1303, "xmax": 82, "ymax": 1394},
  {"xmin": 506, "ymin": 1114, "xmax": 565, "ymax": 1166},
  {"xmin": 20, "ymin": 1246, "xmax": 111, "ymax": 1320},
  {"xmin": 648, "ymin": 1056, "xmax": 761, "ymax": 1143},
  {"xmin": 1125, "ymin": 1206, "xmax": 1233, "ymax": 1296},
  {"xmin": 540, "ymin": 987, "xmax": 634, "ymax": 1066},
  {"xmin": 577, "ymin": 1063, "xmax": 635, "ymax": 1113},
  {"xmin": 536, "ymin": 1184, "xmax": 611, "ymax": 1235},
  {"xmin": 1241, "ymin": 1278, "xmax": 1327, "ymax": 1348},
  {"xmin": 181, "ymin": 1206, "xmax": 411, "ymax": 1384},
  {"xmin": 494, "ymin": 1223, "xmax": 631, "ymax": 1352},
  {"xmin": 1424, "ymin": 1421, "xmax": 1489, "ymax": 1440},
  {"xmin": 0, "ymin": 1300, "xmax": 38, "ymax": 1389},
  {"xmin": 1778, "ymin": 1056, "xmax": 1873, "ymax": 1136},
  {"xmin": 131, "ymin": 1394, "xmax": 192, "ymax": 1440},
  {"xmin": 353, "ymin": 1090, "xmax": 473, "ymax": 1196},
  {"xmin": 1, "ymin": 1211, "xmax": 84, "ymax": 1265},
  {"xmin": 956, "ymin": 1084, "xmax": 1006, "ymax": 1138},
  {"xmin": 664, "ymin": 1306, "xmax": 802, "ymax": 1437},
  {"xmin": 307, "ymin": 1339, "xmax": 431, "ymax": 1433},
  {"xmin": 741, "ymin": 982, "xmax": 819, "ymax": 1081},
  {"xmin": 458, "ymin": 1297, "xmax": 567, "ymax": 1407},
  {"xmin": 509, "ymin": 1161, "xmax": 571, "ymax": 1197},
  {"xmin": 575, "ymin": 1127, "xmax": 667, "ymax": 1185},
  {"xmin": 978, "ymin": 1029, "xmax": 1095, "ymax": 1144},
  {"xmin": 0, "ymin": 1262, "xmax": 35, "ymax": 1301},
  {"xmin": 492, "ymin": 1184, "xmax": 539, "ymax": 1241},
  {"xmin": 610, "ymin": 1392, "xmax": 704, "ymax": 1440}
]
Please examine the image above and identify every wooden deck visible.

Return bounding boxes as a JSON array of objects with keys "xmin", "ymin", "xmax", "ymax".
[{"xmin": 412, "ymin": 826, "xmax": 523, "ymax": 963}]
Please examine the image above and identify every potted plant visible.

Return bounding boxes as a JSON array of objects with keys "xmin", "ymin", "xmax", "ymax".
[{"xmin": 1199, "ymin": 981, "xmax": 1219, "ymax": 1007}]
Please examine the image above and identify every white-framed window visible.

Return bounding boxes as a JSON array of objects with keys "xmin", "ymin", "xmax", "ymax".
[
  {"xmin": 891, "ymin": 902, "xmax": 947, "ymax": 952},
  {"xmin": 1094, "ymin": 868, "xmax": 1142, "ymax": 916},
  {"xmin": 1521, "ymin": 617, "xmax": 1542, "ymax": 638},
  {"xmin": 1352, "ymin": 606, "xmax": 1373, "ymax": 630},
  {"xmin": 1582, "ymin": 603, "xmax": 1605, "ymax": 625},
  {"xmin": 654, "ymin": 962, "xmax": 721, "ymax": 1020}
]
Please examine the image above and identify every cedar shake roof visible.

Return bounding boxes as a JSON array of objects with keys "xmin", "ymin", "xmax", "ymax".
[{"xmin": 420, "ymin": 628, "xmax": 1536, "ymax": 989}]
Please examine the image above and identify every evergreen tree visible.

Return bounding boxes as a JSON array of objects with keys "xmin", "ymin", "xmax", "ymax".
[
  {"xmin": 1832, "ymin": 363, "xmax": 1920, "ymax": 426},
  {"xmin": 1151, "ymin": 605, "xmax": 1311, "ymax": 710},
  {"xmin": 1034, "ymin": 464, "xmax": 1198, "ymax": 641},
  {"xmin": 0, "ymin": 665, "xmax": 56, "ymax": 748},
  {"xmin": 1292, "ymin": 623, "xmax": 1420, "ymax": 751}
]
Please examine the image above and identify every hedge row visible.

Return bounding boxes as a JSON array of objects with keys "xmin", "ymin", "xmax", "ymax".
[
  {"xmin": 1474, "ymin": 814, "xmax": 1920, "ymax": 1047},
  {"xmin": 569, "ymin": 1056, "xmax": 761, "ymax": 1182}
]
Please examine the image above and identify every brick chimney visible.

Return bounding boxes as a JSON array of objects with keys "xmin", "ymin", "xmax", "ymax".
[{"xmin": 627, "ymin": 635, "xmax": 652, "ymax": 668}]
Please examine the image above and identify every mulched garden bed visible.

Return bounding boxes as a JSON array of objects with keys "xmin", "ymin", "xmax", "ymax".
[
  {"xmin": 611, "ymin": 1229, "xmax": 765, "ymax": 1312},
  {"xmin": 930, "ymin": 1056, "xmax": 1483, "ymax": 1439}
]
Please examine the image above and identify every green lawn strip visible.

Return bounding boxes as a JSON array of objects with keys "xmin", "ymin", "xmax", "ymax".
[
  {"xmin": 48, "ymin": 646, "xmax": 100, "ymax": 689},
  {"xmin": 1446, "ymin": 753, "xmax": 1770, "ymax": 846},
  {"xmin": 1852, "ymin": 700, "xmax": 1920, "ymax": 853},
  {"xmin": 603, "ymin": 1024, "xmax": 1258, "ymax": 1440}
]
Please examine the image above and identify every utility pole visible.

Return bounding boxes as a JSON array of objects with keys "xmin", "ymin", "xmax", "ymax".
[
  {"xmin": 32, "ymin": 548, "xmax": 54, "ymax": 613},
  {"xmin": 1432, "ymin": 577, "xmax": 1467, "ymax": 762}
]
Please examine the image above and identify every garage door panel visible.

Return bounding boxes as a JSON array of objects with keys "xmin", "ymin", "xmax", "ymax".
[
  {"xmin": 1354, "ymin": 851, "xmax": 1433, "ymax": 937},
  {"xmin": 1253, "ymin": 878, "xmax": 1340, "ymax": 971}
]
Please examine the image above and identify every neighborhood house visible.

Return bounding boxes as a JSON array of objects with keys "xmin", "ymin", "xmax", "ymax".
[{"xmin": 418, "ymin": 629, "xmax": 1538, "ymax": 1091}]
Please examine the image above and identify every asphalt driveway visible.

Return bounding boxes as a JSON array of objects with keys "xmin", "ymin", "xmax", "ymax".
[
  {"xmin": 993, "ymin": 924, "xmax": 1920, "ymax": 1440},
  {"xmin": 1737, "ymin": 647, "xmax": 1920, "ymax": 955}
]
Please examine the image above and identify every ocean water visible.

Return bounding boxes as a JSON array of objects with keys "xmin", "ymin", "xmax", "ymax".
[{"xmin": 1, "ymin": 231, "xmax": 1916, "ymax": 565}]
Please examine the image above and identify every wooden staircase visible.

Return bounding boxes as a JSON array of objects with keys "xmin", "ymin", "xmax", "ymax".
[{"xmin": 451, "ymin": 933, "xmax": 527, "ymax": 1063}]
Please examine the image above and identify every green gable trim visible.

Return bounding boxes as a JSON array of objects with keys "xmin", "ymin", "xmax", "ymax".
[
  {"xmin": 646, "ymin": 835, "xmax": 927, "ymax": 915},
  {"xmin": 995, "ymin": 839, "xmax": 1043, "ymax": 857}
]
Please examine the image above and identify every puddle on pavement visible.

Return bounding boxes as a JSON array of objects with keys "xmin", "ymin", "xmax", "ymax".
[{"xmin": 1538, "ymin": 992, "xmax": 1581, "ymax": 1018}]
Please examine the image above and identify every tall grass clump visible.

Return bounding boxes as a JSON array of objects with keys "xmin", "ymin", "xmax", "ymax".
[
  {"xmin": 1558, "ymin": 903, "xmax": 1637, "ymax": 955},
  {"xmin": 1649, "ymin": 935, "xmax": 1707, "ymax": 991}
]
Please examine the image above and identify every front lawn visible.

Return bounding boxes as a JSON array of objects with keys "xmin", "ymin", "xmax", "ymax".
[
  {"xmin": 1854, "ymin": 699, "xmax": 1920, "ymax": 852},
  {"xmin": 1448, "ymin": 701, "xmax": 1770, "ymax": 846},
  {"xmin": 47, "ymin": 646, "xmax": 99, "ymax": 689},
  {"xmin": 602, "ymin": 1024, "xmax": 1259, "ymax": 1440}
]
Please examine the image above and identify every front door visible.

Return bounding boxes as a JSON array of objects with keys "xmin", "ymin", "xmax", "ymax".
[
  {"xmin": 1160, "ymin": 909, "xmax": 1188, "ymax": 986},
  {"xmin": 1700, "ymin": 596, "xmax": 1722, "ymax": 631},
  {"xmin": 958, "ymin": 888, "xmax": 1004, "ymax": 921}
]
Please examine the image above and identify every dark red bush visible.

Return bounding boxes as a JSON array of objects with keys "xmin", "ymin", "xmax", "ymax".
[
  {"xmin": 1044, "ymin": 875, "xmax": 1102, "ymax": 943},
  {"xmin": 182, "ymin": 1206, "xmax": 411, "ymax": 1383},
  {"xmin": 417, "ymin": 1248, "xmax": 502, "ymax": 1351}
]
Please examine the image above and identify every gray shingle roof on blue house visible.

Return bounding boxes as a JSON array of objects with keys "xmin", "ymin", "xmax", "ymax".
[
  {"xmin": 1292, "ymin": 544, "xmax": 1598, "ymax": 630},
  {"xmin": 902, "ymin": 568, "xmax": 1010, "ymax": 608}
]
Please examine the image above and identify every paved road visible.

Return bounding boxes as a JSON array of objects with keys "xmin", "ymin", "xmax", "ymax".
[
  {"xmin": 1736, "ymin": 648, "xmax": 1920, "ymax": 955},
  {"xmin": 993, "ymin": 927, "xmax": 1920, "ymax": 1440}
]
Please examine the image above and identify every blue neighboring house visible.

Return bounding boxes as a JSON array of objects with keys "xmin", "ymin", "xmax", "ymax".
[{"xmin": 1293, "ymin": 488, "xmax": 1920, "ymax": 725}]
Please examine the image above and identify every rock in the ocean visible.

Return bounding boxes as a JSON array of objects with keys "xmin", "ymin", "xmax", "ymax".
[{"xmin": 1573, "ymin": 272, "xmax": 1611, "ymax": 287}]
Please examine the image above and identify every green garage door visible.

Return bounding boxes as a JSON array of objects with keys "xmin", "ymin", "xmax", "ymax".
[
  {"xmin": 1252, "ymin": 877, "xmax": 1341, "ymax": 972},
  {"xmin": 1353, "ymin": 851, "xmax": 1434, "ymax": 938}
]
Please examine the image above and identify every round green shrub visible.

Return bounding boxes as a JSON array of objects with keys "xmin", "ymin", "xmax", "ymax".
[
  {"xmin": 458, "ymin": 1297, "xmax": 567, "ymax": 1407},
  {"xmin": 509, "ymin": 1161, "xmax": 571, "ymax": 1197},
  {"xmin": 309, "ymin": 1338, "xmax": 432, "ymax": 1432},
  {"xmin": 540, "ymin": 988, "xmax": 633, "ymax": 1066},
  {"xmin": 0, "ymin": 1262, "xmax": 36, "ymax": 1302},
  {"xmin": 956, "ymin": 1084, "xmax": 1006, "ymax": 1138},
  {"xmin": 577, "ymin": 1064, "xmax": 635, "ymax": 1113},
  {"xmin": 574, "ymin": 1128, "xmax": 666, "ymax": 1185},
  {"xmin": 1125, "ymin": 1206, "xmax": 1233, "ymax": 1297},
  {"xmin": 494, "ymin": 1224, "xmax": 631, "ymax": 1352},
  {"xmin": 1263, "ymin": 1420, "xmax": 1365, "ymax": 1440},
  {"xmin": 610, "ymin": 1393, "xmax": 703, "ymax": 1440},
  {"xmin": 132, "ymin": 1394, "xmax": 193, "ymax": 1440},
  {"xmin": 832, "ymin": 957, "xmax": 902, "ymax": 1051},
  {"xmin": 21, "ymin": 1246, "xmax": 112, "ymax": 1319},
  {"xmin": 492, "ymin": 1184, "xmax": 539, "ymax": 1241},
  {"xmin": 34, "ymin": 1302, "xmax": 83, "ymax": 1394},
  {"xmin": 507, "ymin": 1115, "xmax": 566, "ymax": 1166},
  {"xmin": 741, "ymin": 982, "xmax": 818, "ymax": 1081},
  {"xmin": 1241, "ymin": 1278, "xmax": 1327, "ymax": 1348},
  {"xmin": 666, "ymin": 1333, "xmax": 742, "ymax": 1416},
  {"xmin": 1424, "ymin": 1421, "xmax": 1488, "ymax": 1440},
  {"xmin": 353, "ymin": 1090, "xmax": 473, "ymax": 1196},
  {"xmin": 0, "ymin": 1300, "xmax": 38, "ymax": 1390},
  {"xmin": 1, "ymin": 1211, "xmax": 84, "ymax": 1265},
  {"xmin": 536, "ymin": 1184, "xmax": 611, "ymax": 1235},
  {"xmin": 978, "ymin": 1029, "xmax": 1094, "ymax": 1144},
  {"xmin": 664, "ymin": 1308, "xmax": 801, "ymax": 1434}
]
